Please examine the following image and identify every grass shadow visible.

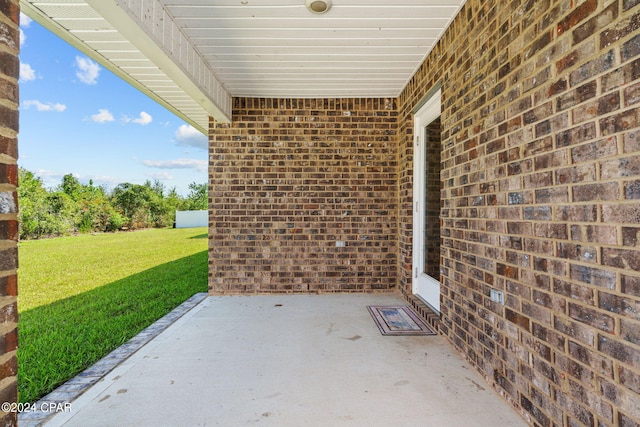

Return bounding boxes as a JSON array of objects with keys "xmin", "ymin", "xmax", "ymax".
[
  {"xmin": 18, "ymin": 250, "xmax": 208, "ymax": 403},
  {"xmin": 189, "ymin": 233, "xmax": 208, "ymax": 239}
]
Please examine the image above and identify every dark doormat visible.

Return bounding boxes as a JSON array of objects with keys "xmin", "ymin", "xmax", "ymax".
[{"xmin": 367, "ymin": 305, "xmax": 436, "ymax": 336}]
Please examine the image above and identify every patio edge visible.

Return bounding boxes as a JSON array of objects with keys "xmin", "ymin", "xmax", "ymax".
[{"xmin": 17, "ymin": 292, "xmax": 208, "ymax": 427}]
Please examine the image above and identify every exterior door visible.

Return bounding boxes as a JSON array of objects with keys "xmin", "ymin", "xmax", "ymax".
[{"xmin": 412, "ymin": 89, "xmax": 441, "ymax": 312}]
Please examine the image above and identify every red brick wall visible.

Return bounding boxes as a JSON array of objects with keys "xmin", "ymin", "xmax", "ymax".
[
  {"xmin": 0, "ymin": 0, "xmax": 19, "ymax": 425},
  {"xmin": 399, "ymin": 0, "xmax": 640, "ymax": 425},
  {"xmin": 209, "ymin": 98, "xmax": 398, "ymax": 293}
]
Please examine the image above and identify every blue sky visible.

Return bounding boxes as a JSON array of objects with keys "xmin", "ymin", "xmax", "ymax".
[{"xmin": 18, "ymin": 14, "xmax": 208, "ymax": 196}]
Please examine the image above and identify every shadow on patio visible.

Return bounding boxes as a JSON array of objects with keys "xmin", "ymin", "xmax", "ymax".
[{"xmin": 24, "ymin": 294, "xmax": 527, "ymax": 426}]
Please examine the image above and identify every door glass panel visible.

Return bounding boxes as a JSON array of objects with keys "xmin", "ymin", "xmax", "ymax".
[{"xmin": 423, "ymin": 116, "xmax": 441, "ymax": 280}]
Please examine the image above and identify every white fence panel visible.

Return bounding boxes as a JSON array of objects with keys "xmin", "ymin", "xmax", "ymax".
[{"xmin": 175, "ymin": 210, "xmax": 208, "ymax": 228}]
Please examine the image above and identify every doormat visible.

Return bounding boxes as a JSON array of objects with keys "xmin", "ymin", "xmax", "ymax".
[{"xmin": 367, "ymin": 305, "xmax": 436, "ymax": 336}]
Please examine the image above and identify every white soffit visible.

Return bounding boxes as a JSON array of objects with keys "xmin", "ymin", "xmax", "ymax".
[{"xmin": 20, "ymin": 0, "xmax": 467, "ymax": 126}]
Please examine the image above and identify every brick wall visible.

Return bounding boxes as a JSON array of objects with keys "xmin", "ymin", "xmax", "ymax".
[
  {"xmin": 0, "ymin": 0, "xmax": 19, "ymax": 425},
  {"xmin": 399, "ymin": 0, "xmax": 640, "ymax": 426},
  {"xmin": 209, "ymin": 98, "xmax": 398, "ymax": 293}
]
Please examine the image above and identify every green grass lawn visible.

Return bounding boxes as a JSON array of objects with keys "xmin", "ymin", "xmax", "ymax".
[{"xmin": 17, "ymin": 227, "xmax": 208, "ymax": 403}]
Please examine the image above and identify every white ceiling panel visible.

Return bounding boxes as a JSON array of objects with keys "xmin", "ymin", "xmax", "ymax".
[{"xmin": 21, "ymin": 0, "xmax": 466, "ymax": 125}]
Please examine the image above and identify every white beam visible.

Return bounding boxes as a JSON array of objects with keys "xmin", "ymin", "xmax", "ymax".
[{"xmin": 84, "ymin": 0, "xmax": 232, "ymax": 123}]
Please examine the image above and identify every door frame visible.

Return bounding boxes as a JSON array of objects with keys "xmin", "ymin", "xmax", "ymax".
[{"xmin": 412, "ymin": 88, "xmax": 441, "ymax": 312}]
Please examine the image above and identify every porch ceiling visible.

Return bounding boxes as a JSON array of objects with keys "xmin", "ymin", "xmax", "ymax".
[{"xmin": 20, "ymin": 0, "xmax": 466, "ymax": 128}]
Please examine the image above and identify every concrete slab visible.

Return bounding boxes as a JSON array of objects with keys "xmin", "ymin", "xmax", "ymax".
[{"xmin": 44, "ymin": 294, "xmax": 527, "ymax": 426}]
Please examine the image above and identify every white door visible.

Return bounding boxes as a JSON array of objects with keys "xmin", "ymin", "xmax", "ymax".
[{"xmin": 412, "ymin": 89, "xmax": 441, "ymax": 312}]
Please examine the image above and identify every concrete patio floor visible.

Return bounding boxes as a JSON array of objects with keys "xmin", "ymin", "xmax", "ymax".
[{"xmin": 40, "ymin": 294, "xmax": 527, "ymax": 426}]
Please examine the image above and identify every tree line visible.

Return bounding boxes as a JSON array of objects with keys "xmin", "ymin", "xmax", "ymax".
[{"xmin": 18, "ymin": 167, "xmax": 208, "ymax": 240}]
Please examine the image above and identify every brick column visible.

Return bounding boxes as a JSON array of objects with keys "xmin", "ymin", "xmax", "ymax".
[{"xmin": 0, "ymin": 0, "xmax": 20, "ymax": 425}]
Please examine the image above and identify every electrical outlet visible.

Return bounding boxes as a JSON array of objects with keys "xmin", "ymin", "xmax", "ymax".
[{"xmin": 490, "ymin": 289, "xmax": 504, "ymax": 304}]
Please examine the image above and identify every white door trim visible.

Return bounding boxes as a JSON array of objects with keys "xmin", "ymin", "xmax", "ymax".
[{"xmin": 412, "ymin": 89, "xmax": 441, "ymax": 312}]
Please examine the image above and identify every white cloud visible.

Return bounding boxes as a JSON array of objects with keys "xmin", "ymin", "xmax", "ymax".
[
  {"xmin": 19, "ymin": 62, "xmax": 36, "ymax": 81},
  {"xmin": 123, "ymin": 111, "xmax": 153, "ymax": 125},
  {"xmin": 35, "ymin": 169, "xmax": 66, "ymax": 179},
  {"xmin": 91, "ymin": 109, "xmax": 114, "ymax": 123},
  {"xmin": 19, "ymin": 14, "xmax": 32, "ymax": 47},
  {"xmin": 148, "ymin": 171, "xmax": 173, "ymax": 181},
  {"xmin": 20, "ymin": 13, "xmax": 32, "ymax": 27},
  {"xmin": 85, "ymin": 175, "xmax": 120, "ymax": 189},
  {"xmin": 134, "ymin": 111, "xmax": 152, "ymax": 125},
  {"xmin": 174, "ymin": 124, "xmax": 207, "ymax": 150},
  {"xmin": 142, "ymin": 159, "xmax": 207, "ymax": 172},
  {"xmin": 22, "ymin": 100, "xmax": 66, "ymax": 112},
  {"xmin": 75, "ymin": 56, "xmax": 101, "ymax": 85},
  {"xmin": 33, "ymin": 169, "xmax": 66, "ymax": 189}
]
